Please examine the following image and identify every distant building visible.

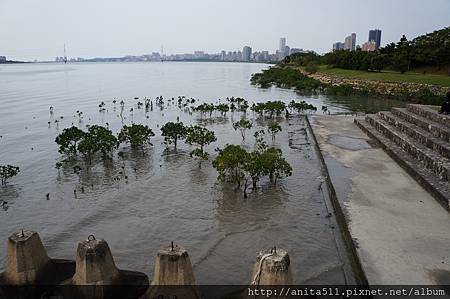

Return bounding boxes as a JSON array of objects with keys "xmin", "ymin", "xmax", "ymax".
[
  {"xmin": 279, "ymin": 37, "xmax": 287, "ymax": 60},
  {"xmin": 290, "ymin": 48, "xmax": 303, "ymax": 55},
  {"xmin": 368, "ymin": 29, "xmax": 382, "ymax": 49},
  {"xmin": 284, "ymin": 46, "xmax": 290, "ymax": 56},
  {"xmin": 279, "ymin": 37, "xmax": 286, "ymax": 53},
  {"xmin": 194, "ymin": 51, "xmax": 206, "ymax": 59},
  {"xmin": 0, "ymin": 56, "xmax": 6, "ymax": 62},
  {"xmin": 343, "ymin": 33, "xmax": 356, "ymax": 51},
  {"xmin": 242, "ymin": 46, "xmax": 252, "ymax": 61},
  {"xmin": 344, "ymin": 36, "xmax": 352, "ymax": 50},
  {"xmin": 351, "ymin": 33, "xmax": 357, "ymax": 51},
  {"xmin": 362, "ymin": 41, "xmax": 377, "ymax": 52},
  {"xmin": 333, "ymin": 42, "xmax": 345, "ymax": 51}
]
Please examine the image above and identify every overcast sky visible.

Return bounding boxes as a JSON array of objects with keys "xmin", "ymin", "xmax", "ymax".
[{"xmin": 0, "ymin": 0, "xmax": 449, "ymax": 61}]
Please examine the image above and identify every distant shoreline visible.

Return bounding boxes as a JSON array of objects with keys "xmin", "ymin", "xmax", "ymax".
[
  {"xmin": 32, "ymin": 60, "xmax": 276, "ymax": 65},
  {"xmin": 0, "ymin": 60, "xmax": 28, "ymax": 64}
]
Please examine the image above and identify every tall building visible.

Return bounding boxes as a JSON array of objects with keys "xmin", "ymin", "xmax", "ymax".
[
  {"xmin": 343, "ymin": 33, "xmax": 357, "ymax": 51},
  {"xmin": 279, "ymin": 38, "xmax": 286, "ymax": 53},
  {"xmin": 279, "ymin": 37, "xmax": 287, "ymax": 60},
  {"xmin": 344, "ymin": 35, "xmax": 352, "ymax": 50},
  {"xmin": 351, "ymin": 33, "xmax": 357, "ymax": 51},
  {"xmin": 368, "ymin": 29, "xmax": 382, "ymax": 49},
  {"xmin": 0, "ymin": 56, "xmax": 6, "ymax": 62},
  {"xmin": 242, "ymin": 46, "xmax": 252, "ymax": 61}
]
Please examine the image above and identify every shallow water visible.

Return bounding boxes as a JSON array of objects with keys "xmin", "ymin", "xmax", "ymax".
[{"xmin": 0, "ymin": 62, "xmax": 400, "ymax": 285}]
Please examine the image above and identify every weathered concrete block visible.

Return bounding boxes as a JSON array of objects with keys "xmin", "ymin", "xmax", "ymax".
[
  {"xmin": 2, "ymin": 230, "xmax": 50, "ymax": 285},
  {"xmin": 144, "ymin": 243, "xmax": 200, "ymax": 299},
  {"xmin": 63, "ymin": 235, "xmax": 148, "ymax": 299},
  {"xmin": 251, "ymin": 248, "xmax": 293, "ymax": 285},
  {"xmin": 151, "ymin": 243, "xmax": 195, "ymax": 285},
  {"xmin": 0, "ymin": 229, "xmax": 75, "ymax": 298},
  {"xmin": 72, "ymin": 236, "xmax": 120, "ymax": 285}
]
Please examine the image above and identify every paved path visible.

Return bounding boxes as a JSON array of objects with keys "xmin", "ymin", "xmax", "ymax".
[{"xmin": 310, "ymin": 115, "xmax": 450, "ymax": 285}]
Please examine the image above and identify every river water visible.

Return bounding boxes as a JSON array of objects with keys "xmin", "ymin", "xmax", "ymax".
[{"xmin": 0, "ymin": 62, "xmax": 403, "ymax": 285}]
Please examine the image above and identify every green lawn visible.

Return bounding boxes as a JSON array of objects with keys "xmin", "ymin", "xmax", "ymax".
[{"xmin": 317, "ymin": 65, "xmax": 450, "ymax": 87}]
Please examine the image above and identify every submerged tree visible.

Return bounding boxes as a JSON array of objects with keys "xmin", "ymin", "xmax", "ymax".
[
  {"xmin": 212, "ymin": 144, "xmax": 248, "ymax": 189},
  {"xmin": 243, "ymin": 151, "xmax": 265, "ymax": 189},
  {"xmin": 260, "ymin": 147, "xmax": 292, "ymax": 184},
  {"xmin": 185, "ymin": 125, "xmax": 217, "ymax": 162},
  {"xmin": 78, "ymin": 125, "xmax": 118, "ymax": 163},
  {"xmin": 193, "ymin": 103, "xmax": 215, "ymax": 118},
  {"xmin": 267, "ymin": 122, "xmax": 282, "ymax": 141},
  {"xmin": 89, "ymin": 125, "xmax": 119, "ymax": 160},
  {"xmin": 161, "ymin": 122, "xmax": 187, "ymax": 149},
  {"xmin": 55, "ymin": 126, "xmax": 86, "ymax": 156},
  {"xmin": 264, "ymin": 101, "xmax": 286, "ymax": 118},
  {"xmin": 232, "ymin": 119, "xmax": 253, "ymax": 140},
  {"xmin": 288, "ymin": 100, "xmax": 317, "ymax": 114},
  {"xmin": 118, "ymin": 124, "xmax": 155, "ymax": 154},
  {"xmin": 215, "ymin": 103, "xmax": 230, "ymax": 116},
  {"xmin": 0, "ymin": 165, "xmax": 20, "ymax": 186}
]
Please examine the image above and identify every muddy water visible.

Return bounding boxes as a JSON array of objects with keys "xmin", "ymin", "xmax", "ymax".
[{"xmin": 0, "ymin": 62, "xmax": 395, "ymax": 285}]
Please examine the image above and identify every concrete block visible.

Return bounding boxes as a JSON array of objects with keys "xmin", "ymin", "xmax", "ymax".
[
  {"xmin": 144, "ymin": 243, "xmax": 199, "ymax": 299},
  {"xmin": 2, "ymin": 230, "xmax": 50, "ymax": 285},
  {"xmin": 64, "ymin": 235, "xmax": 148, "ymax": 299},
  {"xmin": 251, "ymin": 248, "xmax": 293, "ymax": 285},
  {"xmin": 151, "ymin": 243, "xmax": 195, "ymax": 286},
  {"xmin": 72, "ymin": 236, "xmax": 120, "ymax": 285}
]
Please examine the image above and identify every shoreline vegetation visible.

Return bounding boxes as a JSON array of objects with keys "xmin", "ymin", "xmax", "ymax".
[
  {"xmin": 0, "ymin": 60, "xmax": 27, "ymax": 64},
  {"xmin": 251, "ymin": 26, "xmax": 450, "ymax": 106}
]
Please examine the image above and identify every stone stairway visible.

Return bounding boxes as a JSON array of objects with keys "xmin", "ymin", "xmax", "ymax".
[{"xmin": 355, "ymin": 104, "xmax": 450, "ymax": 210}]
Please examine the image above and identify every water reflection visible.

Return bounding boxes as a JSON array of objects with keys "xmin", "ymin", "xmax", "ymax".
[
  {"xmin": 0, "ymin": 185, "xmax": 20, "ymax": 211},
  {"xmin": 0, "ymin": 62, "xmax": 390, "ymax": 284}
]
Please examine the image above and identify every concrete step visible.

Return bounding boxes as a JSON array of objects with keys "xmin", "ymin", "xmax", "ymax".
[
  {"xmin": 378, "ymin": 111, "xmax": 450, "ymax": 159},
  {"xmin": 392, "ymin": 108, "xmax": 450, "ymax": 143},
  {"xmin": 365, "ymin": 114, "xmax": 450, "ymax": 182},
  {"xmin": 355, "ymin": 118, "xmax": 450, "ymax": 210},
  {"xmin": 407, "ymin": 104, "xmax": 450, "ymax": 129}
]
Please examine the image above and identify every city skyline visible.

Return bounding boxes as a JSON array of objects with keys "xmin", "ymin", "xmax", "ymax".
[
  {"xmin": 1, "ymin": 0, "xmax": 449, "ymax": 61},
  {"xmin": 54, "ymin": 37, "xmax": 307, "ymax": 64}
]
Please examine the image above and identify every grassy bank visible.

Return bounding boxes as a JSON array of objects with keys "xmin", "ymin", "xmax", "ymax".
[
  {"xmin": 251, "ymin": 66, "xmax": 446, "ymax": 105},
  {"xmin": 317, "ymin": 65, "xmax": 450, "ymax": 87}
]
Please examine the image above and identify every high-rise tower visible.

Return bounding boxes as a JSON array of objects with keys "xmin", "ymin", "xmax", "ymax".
[{"xmin": 368, "ymin": 29, "xmax": 382, "ymax": 49}]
